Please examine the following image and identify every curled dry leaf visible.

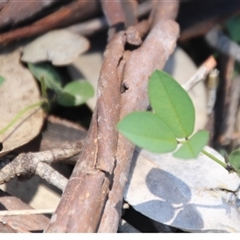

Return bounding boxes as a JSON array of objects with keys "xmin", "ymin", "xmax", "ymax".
[
  {"xmin": 21, "ymin": 30, "xmax": 90, "ymax": 66},
  {"xmin": 0, "ymin": 47, "xmax": 45, "ymax": 157},
  {"xmin": 124, "ymin": 146, "xmax": 240, "ymax": 233}
]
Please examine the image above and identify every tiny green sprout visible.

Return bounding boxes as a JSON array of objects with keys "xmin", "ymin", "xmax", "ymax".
[
  {"xmin": 117, "ymin": 70, "xmax": 240, "ymax": 177},
  {"xmin": 0, "ymin": 62, "xmax": 94, "ymax": 151},
  {"xmin": 0, "ymin": 76, "xmax": 5, "ymax": 87},
  {"xmin": 28, "ymin": 62, "xmax": 94, "ymax": 107}
]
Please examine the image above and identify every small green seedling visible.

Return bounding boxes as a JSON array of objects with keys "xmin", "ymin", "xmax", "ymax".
[
  {"xmin": 117, "ymin": 70, "xmax": 240, "ymax": 176},
  {"xmin": 0, "ymin": 63, "xmax": 94, "ymax": 140},
  {"xmin": 28, "ymin": 62, "xmax": 94, "ymax": 106}
]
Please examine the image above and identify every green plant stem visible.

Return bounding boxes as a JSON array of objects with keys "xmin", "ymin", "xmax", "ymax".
[
  {"xmin": 0, "ymin": 100, "xmax": 46, "ymax": 135},
  {"xmin": 40, "ymin": 77, "xmax": 47, "ymax": 99},
  {"xmin": 201, "ymin": 149, "xmax": 227, "ymax": 169}
]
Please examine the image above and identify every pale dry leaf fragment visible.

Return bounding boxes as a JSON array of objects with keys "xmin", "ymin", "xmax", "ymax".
[
  {"xmin": 124, "ymin": 146, "xmax": 240, "ymax": 233},
  {"xmin": 0, "ymin": 46, "xmax": 44, "ymax": 157},
  {"xmin": 21, "ymin": 30, "xmax": 90, "ymax": 66}
]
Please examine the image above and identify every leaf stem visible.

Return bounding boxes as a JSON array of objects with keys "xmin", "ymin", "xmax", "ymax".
[
  {"xmin": 0, "ymin": 100, "xmax": 47, "ymax": 135},
  {"xmin": 202, "ymin": 148, "xmax": 240, "ymax": 176},
  {"xmin": 201, "ymin": 149, "xmax": 227, "ymax": 169}
]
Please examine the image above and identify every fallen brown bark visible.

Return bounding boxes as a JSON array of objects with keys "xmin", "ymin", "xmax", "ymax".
[
  {"xmin": 45, "ymin": 31, "xmax": 127, "ymax": 233},
  {"xmin": 0, "ymin": 0, "xmax": 57, "ymax": 29},
  {"xmin": 0, "ymin": 190, "xmax": 49, "ymax": 233},
  {"xmin": 98, "ymin": 1, "xmax": 180, "ymax": 232},
  {"xmin": 0, "ymin": 0, "xmax": 100, "ymax": 46},
  {"xmin": 45, "ymin": 1, "xmax": 180, "ymax": 233}
]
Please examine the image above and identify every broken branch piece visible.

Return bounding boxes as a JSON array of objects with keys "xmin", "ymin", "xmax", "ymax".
[{"xmin": 0, "ymin": 141, "xmax": 83, "ymax": 191}]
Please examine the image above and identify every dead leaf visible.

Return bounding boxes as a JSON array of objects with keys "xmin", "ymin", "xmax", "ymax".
[
  {"xmin": 124, "ymin": 146, "xmax": 240, "ymax": 232},
  {"xmin": 0, "ymin": 46, "xmax": 45, "ymax": 157},
  {"xmin": 21, "ymin": 30, "xmax": 90, "ymax": 66}
]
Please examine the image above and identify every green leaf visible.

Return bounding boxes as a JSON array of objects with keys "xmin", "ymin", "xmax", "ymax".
[
  {"xmin": 117, "ymin": 111, "xmax": 177, "ymax": 153},
  {"xmin": 229, "ymin": 149, "xmax": 240, "ymax": 171},
  {"xmin": 0, "ymin": 76, "xmax": 5, "ymax": 87},
  {"xmin": 226, "ymin": 15, "xmax": 240, "ymax": 43},
  {"xmin": 28, "ymin": 62, "xmax": 62, "ymax": 93},
  {"xmin": 40, "ymin": 77, "xmax": 47, "ymax": 99},
  {"xmin": 57, "ymin": 80, "xmax": 94, "ymax": 106},
  {"xmin": 173, "ymin": 130, "xmax": 209, "ymax": 159},
  {"xmin": 233, "ymin": 62, "xmax": 240, "ymax": 79},
  {"xmin": 57, "ymin": 92, "xmax": 75, "ymax": 106},
  {"xmin": 148, "ymin": 70, "xmax": 195, "ymax": 138}
]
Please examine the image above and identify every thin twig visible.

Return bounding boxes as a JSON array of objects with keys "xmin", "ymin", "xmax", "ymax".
[
  {"xmin": 0, "ymin": 141, "xmax": 83, "ymax": 190},
  {"xmin": 206, "ymin": 69, "xmax": 219, "ymax": 115},
  {"xmin": 182, "ymin": 56, "xmax": 217, "ymax": 92},
  {"xmin": 0, "ymin": 208, "xmax": 55, "ymax": 216},
  {"xmin": 36, "ymin": 162, "xmax": 68, "ymax": 191}
]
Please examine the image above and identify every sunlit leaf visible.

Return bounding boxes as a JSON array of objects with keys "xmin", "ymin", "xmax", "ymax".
[
  {"xmin": 173, "ymin": 130, "xmax": 209, "ymax": 159},
  {"xmin": 148, "ymin": 70, "xmax": 195, "ymax": 138},
  {"xmin": 117, "ymin": 111, "xmax": 177, "ymax": 153},
  {"xmin": 57, "ymin": 80, "xmax": 94, "ymax": 106},
  {"xmin": 229, "ymin": 149, "xmax": 240, "ymax": 171},
  {"xmin": 28, "ymin": 62, "xmax": 62, "ymax": 93}
]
